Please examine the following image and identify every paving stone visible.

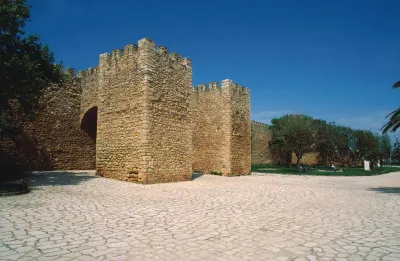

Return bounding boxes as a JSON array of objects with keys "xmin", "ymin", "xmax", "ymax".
[
  {"xmin": 2, "ymin": 253, "xmax": 26, "ymax": 261},
  {"xmin": 0, "ymin": 171, "xmax": 399, "ymax": 261},
  {"xmin": 13, "ymin": 246, "xmax": 34, "ymax": 253}
]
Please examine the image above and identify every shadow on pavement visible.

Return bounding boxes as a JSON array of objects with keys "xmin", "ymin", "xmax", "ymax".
[
  {"xmin": 367, "ymin": 187, "xmax": 400, "ymax": 195},
  {"xmin": 27, "ymin": 171, "xmax": 96, "ymax": 187},
  {"xmin": 192, "ymin": 173, "xmax": 204, "ymax": 180}
]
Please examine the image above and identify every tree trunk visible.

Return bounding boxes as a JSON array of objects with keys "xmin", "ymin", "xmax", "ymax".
[
  {"xmin": 322, "ymin": 155, "xmax": 327, "ymax": 166},
  {"xmin": 285, "ymin": 151, "xmax": 292, "ymax": 168},
  {"xmin": 296, "ymin": 153, "xmax": 302, "ymax": 169}
]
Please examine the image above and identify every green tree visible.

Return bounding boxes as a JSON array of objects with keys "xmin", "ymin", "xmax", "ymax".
[
  {"xmin": 269, "ymin": 117, "xmax": 292, "ymax": 167},
  {"xmin": 270, "ymin": 114, "xmax": 317, "ymax": 168},
  {"xmin": 315, "ymin": 120, "xmax": 332, "ymax": 165},
  {"xmin": 352, "ymin": 130, "xmax": 380, "ymax": 167},
  {"xmin": 333, "ymin": 125, "xmax": 356, "ymax": 166},
  {"xmin": 314, "ymin": 120, "xmax": 356, "ymax": 166},
  {"xmin": 315, "ymin": 120, "xmax": 341, "ymax": 165},
  {"xmin": 391, "ymin": 138, "xmax": 400, "ymax": 163},
  {"xmin": 376, "ymin": 133, "xmax": 391, "ymax": 168},
  {"xmin": 0, "ymin": 0, "xmax": 63, "ymax": 135},
  {"xmin": 382, "ymin": 81, "xmax": 400, "ymax": 133}
]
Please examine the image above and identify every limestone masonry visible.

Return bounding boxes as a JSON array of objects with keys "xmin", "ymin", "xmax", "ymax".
[
  {"xmin": 251, "ymin": 121, "xmax": 273, "ymax": 164},
  {"xmin": 1, "ymin": 38, "xmax": 253, "ymax": 184}
]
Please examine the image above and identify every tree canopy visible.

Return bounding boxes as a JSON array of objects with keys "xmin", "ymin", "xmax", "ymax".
[
  {"xmin": 269, "ymin": 115, "xmax": 389, "ymax": 168},
  {"xmin": 392, "ymin": 138, "xmax": 400, "ymax": 162},
  {"xmin": 0, "ymin": 0, "xmax": 63, "ymax": 135},
  {"xmin": 314, "ymin": 121, "xmax": 355, "ymax": 166},
  {"xmin": 270, "ymin": 114, "xmax": 317, "ymax": 167}
]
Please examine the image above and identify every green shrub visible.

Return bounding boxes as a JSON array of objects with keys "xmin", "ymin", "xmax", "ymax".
[{"xmin": 210, "ymin": 171, "xmax": 222, "ymax": 176}]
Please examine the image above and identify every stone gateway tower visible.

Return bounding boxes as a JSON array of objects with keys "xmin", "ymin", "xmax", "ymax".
[
  {"xmin": 94, "ymin": 38, "xmax": 194, "ymax": 183},
  {"xmin": 1, "ymin": 38, "xmax": 251, "ymax": 184}
]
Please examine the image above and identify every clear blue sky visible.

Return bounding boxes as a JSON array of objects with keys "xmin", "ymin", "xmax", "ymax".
[{"xmin": 27, "ymin": 0, "xmax": 400, "ymax": 140}]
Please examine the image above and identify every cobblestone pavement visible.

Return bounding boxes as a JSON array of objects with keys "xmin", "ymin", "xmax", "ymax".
[{"xmin": 1, "ymin": 171, "xmax": 400, "ymax": 261}]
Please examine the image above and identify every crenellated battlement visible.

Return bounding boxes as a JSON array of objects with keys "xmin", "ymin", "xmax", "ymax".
[
  {"xmin": 193, "ymin": 81, "xmax": 221, "ymax": 91},
  {"xmin": 157, "ymin": 46, "xmax": 168, "ymax": 55},
  {"xmin": 98, "ymin": 38, "xmax": 191, "ymax": 70},
  {"xmin": 251, "ymin": 120, "xmax": 269, "ymax": 128},
  {"xmin": 111, "ymin": 48, "xmax": 123, "ymax": 58},
  {"xmin": 222, "ymin": 79, "xmax": 250, "ymax": 94},
  {"xmin": 78, "ymin": 66, "xmax": 99, "ymax": 78},
  {"xmin": 158, "ymin": 48, "xmax": 191, "ymax": 69},
  {"xmin": 139, "ymin": 38, "xmax": 191, "ymax": 68},
  {"xmin": 98, "ymin": 44, "xmax": 138, "ymax": 69},
  {"xmin": 99, "ymin": 44, "xmax": 138, "ymax": 64},
  {"xmin": 124, "ymin": 44, "xmax": 138, "ymax": 55},
  {"xmin": 169, "ymin": 52, "xmax": 182, "ymax": 62},
  {"xmin": 192, "ymin": 80, "xmax": 249, "ymax": 94}
]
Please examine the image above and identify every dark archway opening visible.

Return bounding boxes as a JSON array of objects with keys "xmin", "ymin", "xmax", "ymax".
[{"xmin": 81, "ymin": 106, "xmax": 97, "ymax": 141}]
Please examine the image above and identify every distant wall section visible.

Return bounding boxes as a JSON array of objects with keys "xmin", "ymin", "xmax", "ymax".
[
  {"xmin": 291, "ymin": 153, "xmax": 318, "ymax": 166},
  {"xmin": 251, "ymin": 120, "xmax": 272, "ymax": 164}
]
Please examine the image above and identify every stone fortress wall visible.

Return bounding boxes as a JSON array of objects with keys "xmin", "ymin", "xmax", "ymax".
[
  {"xmin": 0, "ymin": 38, "xmax": 252, "ymax": 183},
  {"xmin": 0, "ymin": 37, "xmax": 315, "ymax": 182},
  {"xmin": 251, "ymin": 121, "xmax": 273, "ymax": 164}
]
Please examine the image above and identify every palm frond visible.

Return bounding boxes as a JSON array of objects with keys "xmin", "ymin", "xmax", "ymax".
[
  {"xmin": 391, "ymin": 121, "xmax": 400, "ymax": 132},
  {"xmin": 385, "ymin": 109, "xmax": 400, "ymax": 119},
  {"xmin": 382, "ymin": 108, "xmax": 400, "ymax": 133}
]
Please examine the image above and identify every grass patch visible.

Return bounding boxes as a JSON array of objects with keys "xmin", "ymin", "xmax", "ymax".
[{"xmin": 251, "ymin": 164, "xmax": 398, "ymax": 176}]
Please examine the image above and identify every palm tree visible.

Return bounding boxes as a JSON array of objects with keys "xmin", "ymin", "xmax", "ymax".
[{"xmin": 382, "ymin": 81, "xmax": 400, "ymax": 133}]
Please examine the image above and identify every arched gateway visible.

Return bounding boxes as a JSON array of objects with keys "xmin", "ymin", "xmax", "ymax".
[{"xmin": 80, "ymin": 106, "xmax": 97, "ymax": 142}]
